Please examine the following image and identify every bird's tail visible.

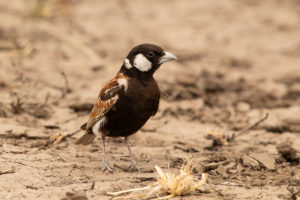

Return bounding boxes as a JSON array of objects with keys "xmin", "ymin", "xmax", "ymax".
[
  {"xmin": 76, "ymin": 122, "xmax": 96, "ymax": 145},
  {"xmin": 75, "ymin": 133, "xmax": 96, "ymax": 145}
]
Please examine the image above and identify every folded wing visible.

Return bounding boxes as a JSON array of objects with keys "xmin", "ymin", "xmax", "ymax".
[{"xmin": 76, "ymin": 72, "xmax": 127, "ymax": 145}]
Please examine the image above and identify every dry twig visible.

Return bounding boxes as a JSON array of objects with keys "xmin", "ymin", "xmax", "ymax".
[
  {"xmin": 0, "ymin": 170, "xmax": 15, "ymax": 176},
  {"xmin": 51, "ymin": 129, "xmax": 81, "ymax": 144},
  {"xmin": 232, "ymin": 113, "xmax": 269, "ymax": 139},
  {"xmin": 60, "ymin": 71, "xmax": 71, "ymax": 98}
]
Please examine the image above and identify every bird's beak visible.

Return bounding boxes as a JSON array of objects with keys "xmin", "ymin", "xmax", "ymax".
[{"xmin": 159, "ymin": 51, "xmax": 177, "ymax": 64}]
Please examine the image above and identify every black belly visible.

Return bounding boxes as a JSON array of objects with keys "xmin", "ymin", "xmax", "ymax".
[
  {"xmin": 103, "ymin": 96, "xmax": 159, "ymax": 137},
  {"xmin": 102, "ymin": 77, "xmax": 160, "ymax": 137}
]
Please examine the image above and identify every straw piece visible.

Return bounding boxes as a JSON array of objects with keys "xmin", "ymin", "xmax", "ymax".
[
  {"xmin": 107, "ymin": 186, "xmax": 151, "ymax": 196},
  {"xmin": 108, "ymin": 160, "xmax": 208, "ymax": 199}
]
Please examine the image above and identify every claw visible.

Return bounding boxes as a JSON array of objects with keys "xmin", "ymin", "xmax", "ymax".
[
  {"xmin": 128, "ymin": 160, "xmax": 140, "ymax": 172},
  {"xmin": 102, "ymin": 160, "xmax": 114, "ymax": 172}
]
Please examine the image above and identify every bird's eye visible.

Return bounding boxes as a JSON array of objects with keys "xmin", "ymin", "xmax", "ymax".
[{"xmin": 147, "ymin": 52, "xmax": 155, "ymax": 57}]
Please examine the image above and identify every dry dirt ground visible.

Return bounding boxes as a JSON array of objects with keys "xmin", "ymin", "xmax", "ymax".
[{"xmin": 0, "ymin": 0, "xmax": 300, "ymax": 199}]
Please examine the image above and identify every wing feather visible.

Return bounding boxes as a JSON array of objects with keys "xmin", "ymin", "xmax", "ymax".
[{"xmin": 84, "ymin": 72, "xmax": 128, "ymax": 131}]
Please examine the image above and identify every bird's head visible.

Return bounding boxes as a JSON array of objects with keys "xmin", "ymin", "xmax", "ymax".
[{"xmin": 120, "ymin": 43, "xmax": 177, "ymax": 78}]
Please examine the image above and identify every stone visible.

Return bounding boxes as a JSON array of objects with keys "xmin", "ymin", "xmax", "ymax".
[
  {"xmin": 242, "ymin": 155, "xmax": 260, "ymax": 170},
  {"xmin": 250, "ymin": 153, "xmax": 275, "ymax": 170}
]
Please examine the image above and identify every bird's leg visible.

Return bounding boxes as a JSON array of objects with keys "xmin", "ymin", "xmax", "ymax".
[
  {"xmin": 125, "ymin": 137, "xmax": 140, "ymax": 172},
  {"xmin": 101, "ymin": 135, "xmax": 113, "ymax": 172}
]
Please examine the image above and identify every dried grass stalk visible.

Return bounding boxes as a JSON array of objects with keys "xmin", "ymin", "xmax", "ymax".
[
  {"xmin": 51, "ymin": 130, "xmax": 81, "ymax": 144},
  {"xmin": 108, "ymin": 160, "xmax": 208, "ymax": 199}
]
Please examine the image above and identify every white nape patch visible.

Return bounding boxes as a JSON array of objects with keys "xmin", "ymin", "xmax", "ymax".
[
  {"xmin": 117, "ymin": 78, "xmax": 128, "ymax": 92},
  {"xmin": 133, "ymin": 54, "xmax": 152, "ymax": 72},
  {"xmin": 92, "ymin": 117, "xmax": 107, "ymax": 136},
  {"xmin": 124, "ymin": 58, "xmax": 132, "ymax": 69}
]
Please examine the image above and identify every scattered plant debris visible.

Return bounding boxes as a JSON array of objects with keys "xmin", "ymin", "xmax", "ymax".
[
  {"xmin": 51, "ymin": 130, "xmax": 81, "ymax": 144},
  {"xmin": 206, "ymin": 113, "xmax": 269, "ymax": 147},
  {"xmin": 108, "ymin": 160, "xmax": 209, "ymax": 199}
]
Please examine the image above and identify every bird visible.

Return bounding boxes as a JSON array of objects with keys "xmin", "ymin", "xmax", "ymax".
[{"xmin": 76, "ymin": 43, "xmax": 177, "ymax": 172}]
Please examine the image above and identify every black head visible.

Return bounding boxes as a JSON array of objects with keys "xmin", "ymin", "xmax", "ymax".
[{"xmin": 120, "ymin": 43, "xmax": 177, "ymax": 78}]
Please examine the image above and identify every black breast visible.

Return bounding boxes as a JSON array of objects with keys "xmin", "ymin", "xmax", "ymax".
[{"xmin": 103, "ymin": 77, "xmax": 160, "ymax": 137}]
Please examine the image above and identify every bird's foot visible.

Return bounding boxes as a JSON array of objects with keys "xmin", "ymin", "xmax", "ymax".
[
  {"xmin": 128, "ymin": 160, "xmax": 140, "ymax": 172},
  {"xmin": 102, "ymin": 160, "xmax": 114, "ymax": 172}
]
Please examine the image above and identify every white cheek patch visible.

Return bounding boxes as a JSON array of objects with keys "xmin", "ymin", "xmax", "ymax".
[
  {"xmin": 124, "ymin": 58, "xmax": 132, "ymax": 69},
  {"xmin": 133, "ymin": 54, "xmax": 152, "ymax": 72},
  {"xmin": 117, "ymin": 78, "xmax": 128, "ymax": 92},
  {"xmin": 92, "ymin": 117, "xmax": 107, "ymax": 136}
]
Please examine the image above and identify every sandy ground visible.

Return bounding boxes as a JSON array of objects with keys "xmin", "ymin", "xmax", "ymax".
[{"xmin": 0, "ymin": 0, "xmax": 300, "ymax": 199}]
